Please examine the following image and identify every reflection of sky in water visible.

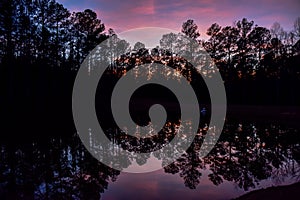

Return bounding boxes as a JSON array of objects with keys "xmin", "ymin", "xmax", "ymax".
[
  {"xmin": 103, "ymin": 169, "xmax": 296, "ymax": 199},
  {"xmin": 103, "ymin": 169, "xmax": 245, "ymax": 200}
]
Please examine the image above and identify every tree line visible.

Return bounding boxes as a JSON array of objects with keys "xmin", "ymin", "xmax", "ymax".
[
  {"xmin": 1, "ymin": 0, "xmax": 299, "ymax": 78},
  {"xmin": 1, "ymin": 0, "xmax": 300, "ymax": 135}
]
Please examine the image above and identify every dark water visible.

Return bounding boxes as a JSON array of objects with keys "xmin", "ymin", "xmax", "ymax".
[{"xmin": 1, "ymin": 120, "xmax": 300, "ymax": 199}]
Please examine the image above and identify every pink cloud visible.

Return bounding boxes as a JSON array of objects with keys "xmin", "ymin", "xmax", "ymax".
[
  {"xmin": 58, "ymin": 0, "xmax": 300, "ymax": 38},
  {"xmin": 130, "ymin": 0, "xmax": 155, "ymax": 15}
]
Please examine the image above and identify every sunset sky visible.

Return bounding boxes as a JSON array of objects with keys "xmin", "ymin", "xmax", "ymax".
[{"xmin": 58, "ymin": 0, "xmax": 300, "ymax": 38}]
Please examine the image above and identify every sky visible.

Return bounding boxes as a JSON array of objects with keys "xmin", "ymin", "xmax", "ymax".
[{"xmin": 58, "ymin": 0, "xmax": 300, "ymax": 39}]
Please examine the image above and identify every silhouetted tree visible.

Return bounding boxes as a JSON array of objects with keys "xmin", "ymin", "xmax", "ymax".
[
  {"xmin": 219, "ymin": 26, "xmax": 239, "ymax": 77},
  {"xmin": 181, "ymin": 19, "xmax": 200, "ymax": 40},
  {"xmin": 234, "ymin": 18, "xmax": 255, "ymax": 78},
  {"xmin": 70, "ymin": 9, "xmax": 106, "ymax": 69},
  {"xmin": 204, "ymin": 23, "xmax": 222, "ymax": 59}
]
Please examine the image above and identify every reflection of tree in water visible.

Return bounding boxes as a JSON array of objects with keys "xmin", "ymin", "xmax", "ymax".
[
  {"xmin": 0, "ymin": 135, "xmax": 120, "ymax": 199},
  {"xmin": 89, "ymin": 117, "xmax": 300, "ymax": 191},
  {"xmin": 0, "ymin": 123, "xmax": 299, "ymax": 198},
  {"xmin": 164, "ymin": 122, "xmax": 300, "ymax": 190},
  {"xmin": 103, "ymin": 121, "xmax": 182, "ymax": 153}
]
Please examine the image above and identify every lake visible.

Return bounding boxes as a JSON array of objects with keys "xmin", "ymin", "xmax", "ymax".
[{"xmin": 1, "ymin": 112, "xmax": 299, "ymax": 199}]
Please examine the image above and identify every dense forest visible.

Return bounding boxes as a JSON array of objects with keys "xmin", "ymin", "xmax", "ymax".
[{"xmin": 1, "ymin": 0, "xmax": 300, "ymax": 136}]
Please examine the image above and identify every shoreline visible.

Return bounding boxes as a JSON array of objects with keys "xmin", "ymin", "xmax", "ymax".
[{"xmin": 234, "ymin": 181, "xmax": 300, "ymax": 200}]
